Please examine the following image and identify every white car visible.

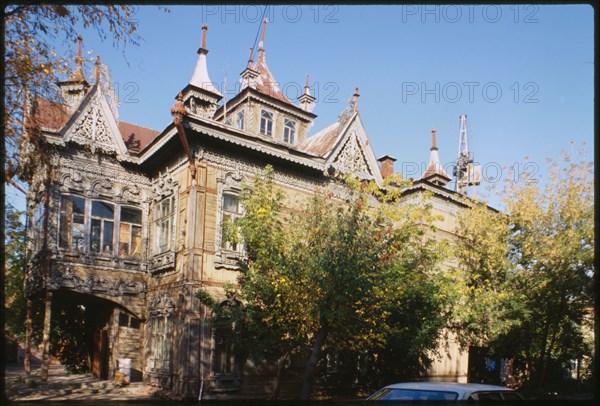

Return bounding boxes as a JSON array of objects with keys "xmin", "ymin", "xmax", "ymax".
[{"xmin": 367, "ymin": 382, "xmax": 524, "ymax": 401}]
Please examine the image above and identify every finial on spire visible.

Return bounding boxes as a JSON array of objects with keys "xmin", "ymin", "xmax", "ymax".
[
  {"xmin": 303, "ymin": 73, "xmax": 310, "ymax": 95},
  {"xmin": 353, "ymin": 86, "xmax": 360, "ymax": 112},
  {"xmin": 247, "ymin": 47, "xmax": 254, "ymax": 68},
  {"xmin": 431, "ymin": 128, "xmax": 437, "ymax": 150},
  {"xmin": 201, "ymin": 23, "xmax": 208, "ymax": 50},
  {"xmin": 76, "ymin": 34, "xmax": 84, "ymax": 66},
  {"xmin": 95, "ymin": 55, "xmax": 101, "ymax": 83}
]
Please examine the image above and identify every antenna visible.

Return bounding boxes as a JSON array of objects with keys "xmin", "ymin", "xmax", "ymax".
[{"xmin": 453, "ymin": 114, "xmax": 481, "ymax": 195}]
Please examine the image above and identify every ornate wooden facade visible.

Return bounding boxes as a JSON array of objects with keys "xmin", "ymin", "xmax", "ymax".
[{"xmin": 24, "ymin": 22, "xmax": 472, "ymax": 399}]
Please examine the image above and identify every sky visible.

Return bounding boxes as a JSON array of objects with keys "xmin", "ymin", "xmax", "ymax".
[{"xmin": 5, "ymin": 4, "xmax": 594, "ymax": 211}]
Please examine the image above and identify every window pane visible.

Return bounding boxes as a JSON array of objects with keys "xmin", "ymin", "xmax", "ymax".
[
  {"xmin": 121, "ymin": 207, "xmax": 142, "ymax": 224},
  {"xmin": 60, "ymin": 208, "xmax": 72, "ymax": 248},
  {"xmin": 131, "ymin": 226, "xmax": 142, "ymax": 258},
  {"xmin": 223, "ymin": 194, "xmax": 239, "ymax": 213},
  {"xmin": 236, "ymin": 110, "xmax": 244, "ymax": 130},
  {"xmin": 72, "ymin": 196, "xmax": 85, "ymax": 215},
  {"xmin": 92, "ymin": 201, "xmax": 114, "ymax": 218},
  {"xmin": 73, "ymin": 215, "xmax": 85, "ymax": 251},
  {"xmin": 119, "ymin": 223, "xmax": 131, "ymax": 256},
  {"xmin": 90, "ymin": 219, "xmax": 101, "ymax": 252},
  {"xmin": 103, "ymin": 221, "xmax": 113, "ymax": 253}
]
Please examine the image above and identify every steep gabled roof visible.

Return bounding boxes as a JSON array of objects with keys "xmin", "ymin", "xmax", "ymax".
[
  {"xmin": 299, "ymin": 121, "xmax": 341, "ymax": 157},
  {"xmin": 28, "ymin": 96, "xmax": 71, "ymax": 131}
]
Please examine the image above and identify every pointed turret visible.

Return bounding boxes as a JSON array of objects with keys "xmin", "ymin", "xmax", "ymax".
[
  {"xmin": 240, "ymin": 47, "xmax": 259, "ymax": 90},
  {"xmin": 298, "ymin": 73, "xmax": 316, "ymax": 112},
  {"xmin": 421, "ymin": 128, "xmax": 451, "ymax": 186},
  {"xmin": 181, "ymin": 23, "xmax": 223, "ymax": 118},
  {"xmin": 58, "ymin": 34, "xmax": 90, "ymax": 111}
]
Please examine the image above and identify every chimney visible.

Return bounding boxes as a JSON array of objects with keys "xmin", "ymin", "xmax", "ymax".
[{"xmin": 378, "ymin": 155, "xmax": 396, "ymax": 179}]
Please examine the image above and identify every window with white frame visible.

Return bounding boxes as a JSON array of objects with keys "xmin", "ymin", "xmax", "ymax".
[
  {"xmin": 260, "ymin": 109, "xmax": 273, "ymax": 136},
  {"xmin": 221, "ymin": 193, "xmax": 243, "ymax": 252},
  {"xmin": 59, "ymin": 195, "xmax": 85, "ymax": 251},
  {"xmin": 119, "ymin": 206, "xmax": 142, "ymax": 258},
  {"xmin": 90, "ymin": 201, "xmax": 115, "ymax": 254},
  {"xmin": 154, "ymin": 196, "xmax": 175, "ymax": 255},
  {"xmin": 236, "ymin": 109, "xmax": 245, "ymax": 130},
  {"xmin": 283, "ymin": 118, "xmax": 296, "ymax": 144}
]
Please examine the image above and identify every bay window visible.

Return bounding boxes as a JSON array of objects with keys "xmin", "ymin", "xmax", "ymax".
[{"xmin": 58, "ymin": 193, "xmax": 144, "ymax": 260}]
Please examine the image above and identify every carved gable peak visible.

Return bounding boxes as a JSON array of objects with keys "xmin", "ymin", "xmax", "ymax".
[{"xmin": 62, "ymin": 85, "xmax": 128, "ymax": 158}]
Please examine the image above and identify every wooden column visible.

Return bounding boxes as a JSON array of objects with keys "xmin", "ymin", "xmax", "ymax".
[
  {"xmin": 40, "ymin": 290, "xmax": 53, "ymax": 381},
  {"xmin": 24, "ymin": 298, "xmax": 32, "ymax": 375}
]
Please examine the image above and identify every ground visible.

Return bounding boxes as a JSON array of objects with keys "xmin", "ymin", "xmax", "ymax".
[{"xmin": 4, "ymin": 353, "xmax": 168, "ymax": 402}]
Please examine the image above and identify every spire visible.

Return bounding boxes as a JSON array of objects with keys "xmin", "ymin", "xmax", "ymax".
[
  {"xmin": 422, "ymin": 127, "xmax": 450, "ymax": 186},
  {"xmin": 258, "ymin": 18, "xmax": 267, "ymax": 61},
  {"xmin": 94, "ymin": 55, "xmax": 101, "ymax": 84},
  {"xmin": 298, "ymin": 73, "xmax": 316, "ymax": 112},
  {"xmin": 200, "ymin": 22, "xmax": 207, "ymax": 52},
  {"xmin": 189, "ymin": 22, "xmax": 222, "ymax": 96},
  {"xmin": 58, "ymin": 34, "xmax": 90, "ymax": 110},
  {"xmin": 65, "ymin": 34, "xmax": 88, "ymax": 84},
  {"xmin": 251, "ymin": 18, "xmax": 292, "ymax": 104},
  {"xmin": 247, "ymin": 47, "xmax": 254, "ymax": 68}
]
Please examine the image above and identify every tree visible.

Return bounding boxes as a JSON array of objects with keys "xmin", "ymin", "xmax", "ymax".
[
  {"xmin": 4, "ymin": 203, "xmax": 28, "ymax": 340},
  {"xmin": 204, "ymin": 166, "xmax": 448, "ymax": 399},
  {"xmin": 455, "ymin": 147, "xmax": 594, "ymax": 392}
]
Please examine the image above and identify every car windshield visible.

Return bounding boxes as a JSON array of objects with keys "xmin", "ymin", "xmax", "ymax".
[{"xmin": 369, "ymin": 388, "xmax": 459, "ymax": 401}]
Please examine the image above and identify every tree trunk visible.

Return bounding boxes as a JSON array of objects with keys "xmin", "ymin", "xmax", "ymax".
[
  {"xmin": 24, "ymin": 298, "xmax": 32, "ymax": 375},
  {"xmin": 300, "ymin": 318, "xmax": 329, "ymax": 400},
  {"xmin": 271, "ymin": 352, "xmax": 289, "ymax": 399},
  {"xmin": 40, "ymin": 290, "xmax": 53, "ymax": 381}
]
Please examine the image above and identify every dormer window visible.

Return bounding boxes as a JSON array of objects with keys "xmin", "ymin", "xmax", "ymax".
[
  {"xmin": 260, "ymin": 109, "xmax": 273, "ymax": 136},
  {"xmin": 236, "ymin": 109, "xmax": 245, "ymax": 130},
  {"xmin": 283, "ymin": 118, "xmax": 296, "ymax": 145}
]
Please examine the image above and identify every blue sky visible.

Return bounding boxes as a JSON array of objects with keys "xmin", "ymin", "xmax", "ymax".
[{"xmin": 6, "ymin": 4, "xmax": 594, "ymax": 210}]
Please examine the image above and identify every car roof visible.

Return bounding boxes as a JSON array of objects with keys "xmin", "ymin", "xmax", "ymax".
[{"xmin": 381, "ymin": 382, "xmax": 515, "ymax": 395}]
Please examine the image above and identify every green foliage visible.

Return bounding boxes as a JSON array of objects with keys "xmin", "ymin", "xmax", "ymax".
[
  {"xmin": 455, "ymin": 147, "xmax": 594, "ymax": 390},
  {"xmin": 49, "ymin": 298, "xmax": 90, "ymax": 374},
  {"xmin": 230, "ymin": 165, "xmax": 448, "ymax": 397},
  {"xmin": 4, "ymin": 203, "xmax": 28, "ymax": 340}
]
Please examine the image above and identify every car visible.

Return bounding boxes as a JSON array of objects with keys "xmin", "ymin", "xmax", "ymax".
[{"xmin": 367, "ymin": 382, "xmax": 524, "ymax": 401}]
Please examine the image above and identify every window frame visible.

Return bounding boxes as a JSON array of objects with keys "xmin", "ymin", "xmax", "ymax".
[
  {"xmin": 154, "ymin": 196, "xmax": 175, "ymax": 255},
  {"xmin": 119, "ymin": 205, "xmax": 143, "ymax": 258},
  {"xmin": 59, "ymin": 194, "xmax": 86, "ymax": 252},
  {"xmin": 89, "ymin": 200, "xmax": 115, "ymax": 255},
  {"xmin": 236, "ymin": 109, "xmax": 245, "ymax": 130},
  {"xmin": 283, "ymin": 118, "xmax": 296, "ymax": 144},
  {"xmin": 221, "ymin": 192, "xmax": 243, "ymax": 253},
  {"xmin": 260, "ymin": 109, "xmax": 274, "ymax": 136}
]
